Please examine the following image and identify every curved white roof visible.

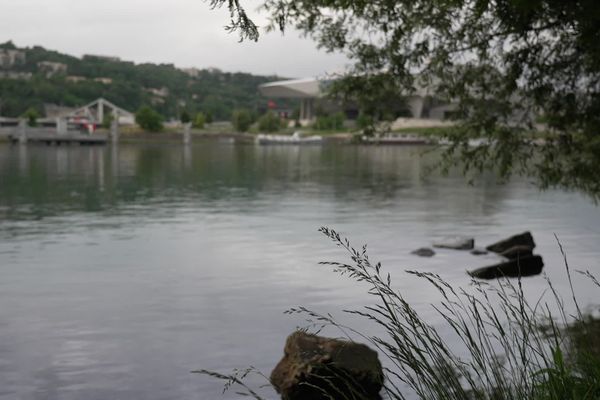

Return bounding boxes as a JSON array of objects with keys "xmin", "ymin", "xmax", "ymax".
[{"xmin": 259, "ymin": 78, "xmax": 324, "ymax": 99}]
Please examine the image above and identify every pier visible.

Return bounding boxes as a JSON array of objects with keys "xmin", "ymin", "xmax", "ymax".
[{"xmin": 7, "ymin": 129, "xmax": 107, "ymax": 145}]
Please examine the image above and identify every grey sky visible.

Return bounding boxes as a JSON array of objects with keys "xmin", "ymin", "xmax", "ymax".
[{"xmin": 0, "ymin": 0, "xmax": 349, "ymax": 78}]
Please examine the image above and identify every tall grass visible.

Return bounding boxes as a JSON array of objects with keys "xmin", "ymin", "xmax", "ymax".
[{"xmin": 196, "ymin": 227, "xmax": 600, "ymax": 400}]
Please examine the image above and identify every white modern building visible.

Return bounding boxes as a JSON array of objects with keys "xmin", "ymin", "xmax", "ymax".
[
  {"xmin": 259, "ymin": 78, "xmax": 326, "ymax": 123},
  {"xmin": 259, "ymin": 77, "xmax": 457, "ymax": 123}
]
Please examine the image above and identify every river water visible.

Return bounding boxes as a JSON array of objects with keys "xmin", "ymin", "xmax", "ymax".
[{"xmin": 0, "ymin": 142, "xmax": 598, "ymax": 400}]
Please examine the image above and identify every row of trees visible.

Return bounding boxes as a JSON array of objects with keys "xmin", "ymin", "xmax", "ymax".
[
  {"xmin": 0, "ymin": 42, "xmax": 287, "ymax": 121},
  {"xmin": 134, "ymin": 107, "xmax": 293, "ymax": 133}
]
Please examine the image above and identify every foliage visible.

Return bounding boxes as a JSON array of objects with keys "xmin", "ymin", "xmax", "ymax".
[
  {"xmin": 206, "ymin": 0, "xmax": 259, "ymax": 41},
  {"xmin": 0, "ymin": 40, "xmax": 17, "ymax": 50},
  {"xmin": 231, "ymin": 109, "xmax": 252, "ymax": 132},
  {"xmin": 199, "ymin": 228, "xmax": 600, "ymax": 400},
  {"xmin": 193, "ymin": 112, "xmax": 206, "ymax": 129},
  {"xmin": 135, "ymin": 106, "xmax": 163, "ymax": 132},
  {"xmin": 257, "ymin": 111, "xmax": 282, "ymax": 132},
  {"xmin": 356, "ymin": 113, "xmax": 373, "ymax": 129},
  {"xmin": 356, "ymin": 113, "xmax": 376, "ymax": 136},
  {"xmin": 213, "ymin": 1, "xmax": 600, "ymax": 199},
  {"xmin": 22, "ymin": 107, "xmax": 39, "ymax": 127},
  {"xmin": 0, "ymin": 42, "xmax": 288, "ymax": 121},
  {"xmin": 101, "ymin": 113, "xmax": 114, "ymax": 129},
  {"xmin": 180, "ymin": 110, "xmax": 191, "ymax": 124},
  {"xmin": 313, "ymin": 112, "xmax": 345, "ymax": 131}
]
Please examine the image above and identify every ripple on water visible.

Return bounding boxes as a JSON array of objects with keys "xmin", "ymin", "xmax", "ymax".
[{"xmin": 0, "ymin": 143, "xmax": 599, "ymax": 400}]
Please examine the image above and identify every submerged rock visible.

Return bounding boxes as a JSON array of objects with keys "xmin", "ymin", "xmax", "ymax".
[
  {"xmin": 411, "ymin": 247, "xmax": 436, "ymax": 257},
  {"xmin": 486, "ymin": 232, "xmax": 535, "ymax": 253},
  {"xmin": 500, "ymin": 245, "xmax": 534, "ymax": 260},
  {"xmin": 433, "ymin": 236, "xmax": 475, "ymax": 250},
  {"xmin": 470, "ymin": 249, "xmax": 488, "ymax": 256},
  {"xmin": 270, "ymin": 331, "xmax": 383, "ymax": 400},
  {"xmin": 468, "ymin": 255, "xmax": 544, "ymax": 279}
]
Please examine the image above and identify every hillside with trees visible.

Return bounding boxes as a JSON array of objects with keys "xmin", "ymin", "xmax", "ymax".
[{"xmin": 0, "ymin": 41, "xmax": 285, "ymax": 121}]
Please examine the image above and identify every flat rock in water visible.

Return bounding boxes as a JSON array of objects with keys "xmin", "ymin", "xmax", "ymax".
[
  {"xmin": 468, "ymin": 255, "xmax": 544, "ymax": 280},
  {"xmin": 433, "ymin": 236, "xmax": 474, "ymax": 250},
  {"xmin": 500, "ymin": 245, "xmax": 534, "ymax": 260},
  {"xmin": 411, "ymin": 247, "xmax": 435, "ymax": 257},
  {"xmin": 470, "ymin": 249, "xmax": 488, "ymax": 256},
  {"xmin": 271, "ymin": 331, "xmax": 384, "ymax": 400},
  {"xmin": 486, "ymin": 232, "xmax": 535, "ymax": 253}
]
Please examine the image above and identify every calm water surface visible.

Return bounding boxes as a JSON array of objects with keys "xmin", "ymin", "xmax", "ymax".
[{"xmin": 0, "ymin": 142, "xmax": 598, "ymax": 400}]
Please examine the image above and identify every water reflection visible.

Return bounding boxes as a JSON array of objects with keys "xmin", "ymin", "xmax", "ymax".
[
  {"xmin": 0, "ymin": 142, "xmax": 598, "ymax": 400},
  {"xmin": 0, "ymin": 143, "xmax": 517, "ymax": 221}
]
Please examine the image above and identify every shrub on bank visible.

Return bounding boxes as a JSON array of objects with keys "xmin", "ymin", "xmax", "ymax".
[
  {"xmin": 257, "ymin": 111, "xmax": 283, "ymax": 133},
  {"xmin": 232, "ymin": 109, "xmax": 252, "ymax": 132},
  {"xmin": 314, "ymin": 112, "xmax": 345, "ymax": 131},
  {"xmin": 193, "ymin": 112, "xmax": 206, "ymax": 129},
  {"xmin": 101, "ymin": 113, "xmax": 113, "ymax": 129},
  {"xmin": 135, "ymin": 106, "xmax": 163, "ymax": 132},
  {"xmin": 180, "ymin": 110, "xmax": 191, "ymax": 124},
  {"xmin": 22, "ymin": 107, "xmax": 40, "ymax": 127}
]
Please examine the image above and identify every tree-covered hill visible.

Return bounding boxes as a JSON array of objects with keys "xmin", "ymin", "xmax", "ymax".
[{"xmin": 0, "ymin": 41, "xmax": 285, "ymax": 120}]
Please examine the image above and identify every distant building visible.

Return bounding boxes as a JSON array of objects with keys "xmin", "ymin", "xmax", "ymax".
[
  {"xmin": 259, "ymin": 77, "xmax": 458, "ymax": 124},
  {"xmin": 0, "ymin": 117, "xmax": 20, "ymax": 127},
  {"xmin": 145, "ymin": 87, "xmax": 169, "ymax": 98},
  {"xmin": 144, "ymin": 87, "xmax": 169, "ymax": 105},
  {"xmin": 66, "ymin": 75, "xmax": 87, "ymax": 83},
  {"xmin": 94, "ymin": 77, "xmax": 113, "ymax": 85},
  {"xmin": 37, "ymin": 61, "xmax": 67, "ymax": 77},
  {"xmin": 83, "ymin": 54, "xmax": 120, "ymax": 62},
  {"xmin": 0, "ymin": 49, "xmax": 26, "ymax": 68},
  {"xmin": 0, "ymin": 71, "xmax": 32, "ymax": 80},
  {"xmin": 181, "ymin": 67, "xmax": 200, "ymax": 78},
  {"xmin": 44, "ymin": 104, "xmax": 76, "ymax": 118},
  {"xmin": 259, "ymin": 78, "xmax": 328, "ymax": 124}
]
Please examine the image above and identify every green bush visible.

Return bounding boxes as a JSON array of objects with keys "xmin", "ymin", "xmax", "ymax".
[
  {"xmin": 180, "ymin": 110, "xmax": 191, "ymax": 124},
  {"xmin": 257, "ymin": 111, "xmax": 282, "ymax": 132},
  {"xmin": 313, "ymin": 112, "xmax": 345, "ymax": 131},
  {"xmin": 357, "ymin": 113, "xmax": 375, "ymax": 136},
  {"xmin": 22, "ymin": 107, "xmax": 40, "ymax": 127},
  {"xmin": 193, "ymin": 112, "xmax": 206, "ymax": 129},
  {"xmin": 101, "ymin": 113, "xmax": 114, "ymax": 129},
  {"xmin": 356, "ymin": 113, "xmax": 374, "ymax": 129},
  {"xmin": 232, "ymin": 109, "xmax": 252, "ymax": 132},
  {"xmin": 332, "ymin": 112, "xmax": 345, "ymax": 130},
  {"xmin": 135, "ymin": 106, "xmax": 163, "ymax": 132}
]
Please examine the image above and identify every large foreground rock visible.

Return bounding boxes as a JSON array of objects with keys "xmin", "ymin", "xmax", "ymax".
[
  {"xmin": 486, "ymin": 232, "xmax": 535, "ymax": 253},
  {"xmin": 270, "ymin": 331, "xmax": 383, "ymax": 400},
  {"xmin": 433, "ymin": 236, "xmax": 475, "ymax": 250},
  {"xmin": 468, "ymin": 255, "xmax": 544, "ymax": 279}
]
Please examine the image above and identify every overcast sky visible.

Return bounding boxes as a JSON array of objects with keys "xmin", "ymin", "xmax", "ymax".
[{"xmin": 0, "ymin": 0, "xmax": 349, "ymax": 78}]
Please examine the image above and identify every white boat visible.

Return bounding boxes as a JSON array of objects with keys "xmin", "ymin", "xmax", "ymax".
[
  {"xmin": 362, "ymin": 134, "xmax": 430, "ymax": 145},
  {"xmin": 256, "ymin": 132, "xmax": 323, "ymax": 145}
]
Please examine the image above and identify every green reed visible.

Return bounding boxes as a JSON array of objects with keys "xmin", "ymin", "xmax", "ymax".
[{"xmin": 196, "ymin": 227, "xmax": 600, "ymax": 400}]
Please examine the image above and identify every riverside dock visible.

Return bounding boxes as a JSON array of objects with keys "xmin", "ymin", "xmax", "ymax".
[{"xmin": 7, "ymin": 129, "xmax": 107, "ymax": 145}]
